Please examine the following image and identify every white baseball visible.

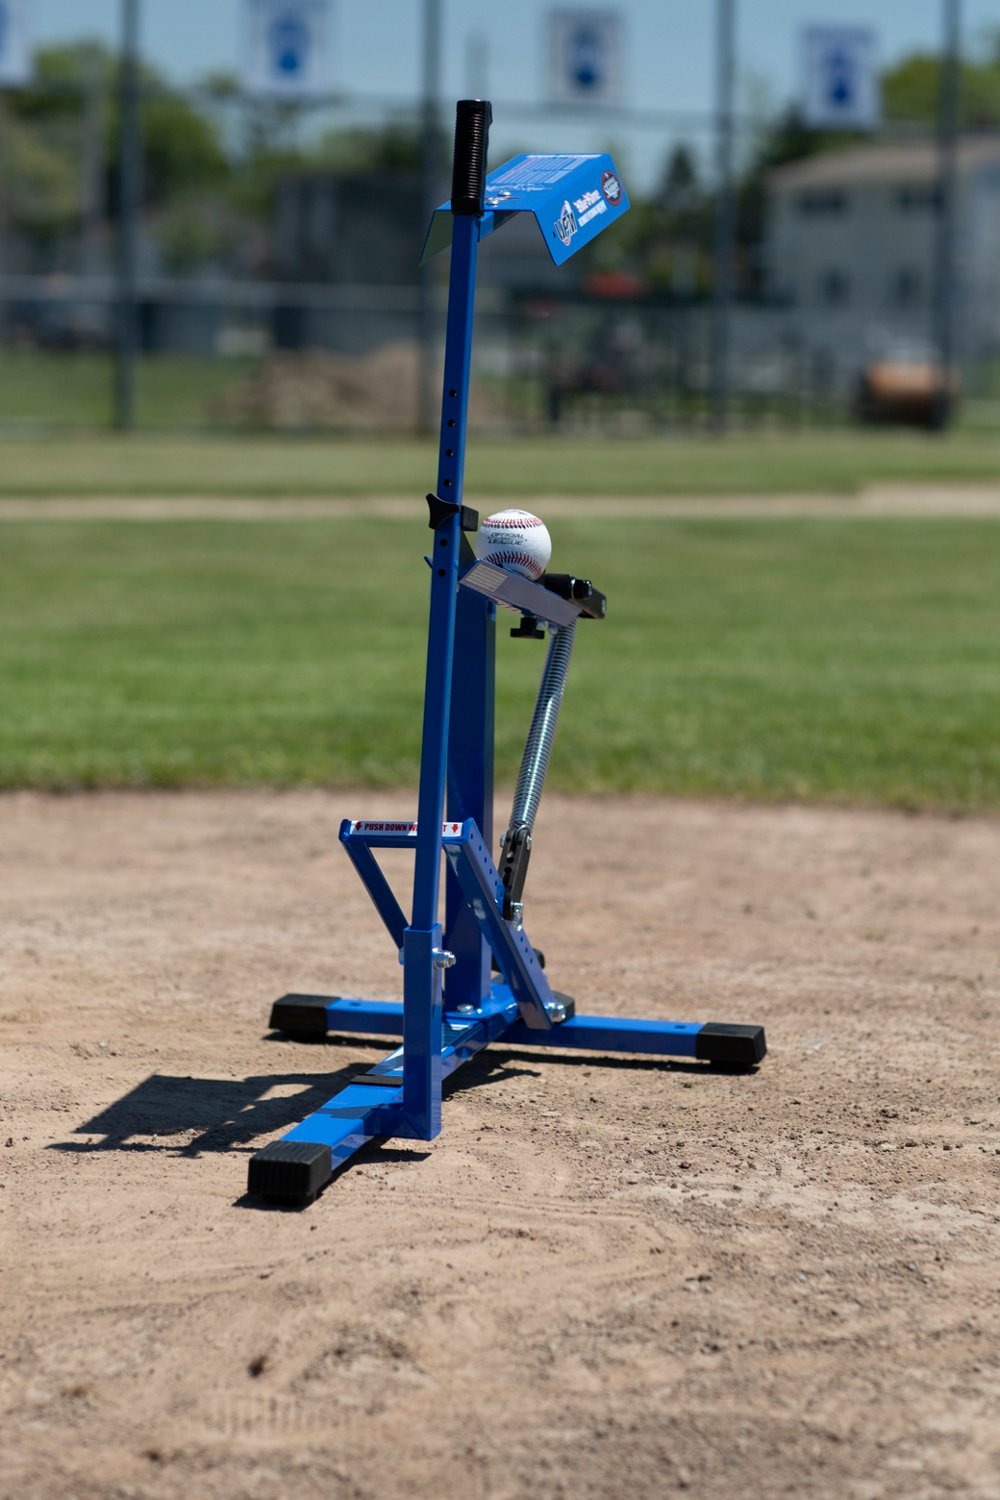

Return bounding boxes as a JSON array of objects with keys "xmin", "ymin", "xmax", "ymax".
[{"xmin": 475, "ymin": 508, "xmax": 551, "ymax": 580}]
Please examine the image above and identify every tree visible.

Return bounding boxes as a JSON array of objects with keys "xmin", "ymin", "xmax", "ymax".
[
  {"xmin": 6, "ymin": 40, "xmax": 229, "ymax": 213},
  {"xmin": 314, "ymin": 121, "xmax": 429, "ymax": 174},
  {"xmin": 0, "ymin": 109, "xmax": 79, "ymax": 239},
  {"xmin": 883, "ymin": 49, "xmax": 1000, "ymax": 129}
]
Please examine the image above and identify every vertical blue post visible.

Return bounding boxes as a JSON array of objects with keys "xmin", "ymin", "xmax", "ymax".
[
  {"xmin": 444, "ymin": 579, "xmax": 495, "ymax": 1010},
  {"xmin": 403, "ymin": 101, "xmax": 491, "ymax": 1137},
  {"xmin": 409, "ymin": 214, "xmax": 478, "ymax": 934}
]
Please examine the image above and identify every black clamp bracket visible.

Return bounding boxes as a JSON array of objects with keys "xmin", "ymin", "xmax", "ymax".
[
  {"xmin": 543, "ymin": 573, "xmax": 607, "ymax": 620},
  {"xmin": 498, "ymin": 821, "xmax": 532, "ymax": 920},
  {"xmin": 510, "ymin": 614, "xmax": 545, "ymax": 640},
  {"xmin": 426, "ymin": 492, "xmax": 480, "ymax": 532}
]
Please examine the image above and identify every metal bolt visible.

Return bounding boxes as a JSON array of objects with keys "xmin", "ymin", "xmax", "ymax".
[
  {"xmin": 432, "ymin": 948, "xmax": 456, "ymax": 969},
  {"xmin": 545, "ymin": 998, "xmax": 568, "ymax": 1024},
  {"xmin": 510, "ymin": 902, "xmax": 524, "ymax": 931}
]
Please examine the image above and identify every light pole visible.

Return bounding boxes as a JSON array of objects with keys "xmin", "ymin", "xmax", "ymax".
[
  {"xmin": 418, "ymin": 0, "xmax": 443, "ymax": 437},
  {"xmin": 710, "ymin": 0, "xmax": 736, "ymax": 434},
  {"xmin": 933, "ymin": 0, "xmax": 961, "ymax": 430},
  {"xmin": 114, "ymin": 0, "xmax": 141, "ymax": 431}
]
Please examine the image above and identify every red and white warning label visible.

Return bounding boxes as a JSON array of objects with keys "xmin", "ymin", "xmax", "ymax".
[{"xmin": 348, "ymin": 821, "xmax": 466, "ymax": 837}]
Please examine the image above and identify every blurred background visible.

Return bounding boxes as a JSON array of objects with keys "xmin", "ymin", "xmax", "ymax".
[
  {"xmin": 1, "ymin": 2, "xmax": 998, "ymax": 809},
  {"xmin": 0, "ymin": 0, "xmax": 992, "ymax": 438}
]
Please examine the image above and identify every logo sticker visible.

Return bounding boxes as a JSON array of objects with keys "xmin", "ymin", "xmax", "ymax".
[
  {"xmin": 554, "ymin": 200, "xmax": 578, "ymax": 246},
  {"xmin": 601, "ymin": 170, "xmax": 622, "ymax": 204},
  {"xmin": 572, "ymin": 187, "xmax": 608, "ymax": 227}
]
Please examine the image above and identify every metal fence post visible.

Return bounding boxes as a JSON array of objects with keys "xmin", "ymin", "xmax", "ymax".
[
  {"xmin": 710, "ymin": 0, "xmax": 736, "ymax": 434},
  {"xmin": 418, "ymin": 0, "xmax": 443, "ymax": 437},
  {"xmin": 932, "ymin": 0, "xmax": 961, "ymax": 430},
  {"xmin": 114, "ymin": 0, "xmax": 141, "ymax": 432}
]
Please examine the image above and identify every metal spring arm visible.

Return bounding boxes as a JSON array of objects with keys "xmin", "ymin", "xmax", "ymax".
[{"xmin": 499, "ymin": 618, "xmax": 576, "ymax": 918}]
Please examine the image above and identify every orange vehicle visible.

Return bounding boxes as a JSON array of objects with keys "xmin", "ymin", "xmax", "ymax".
[{"xmin": 855, "ymin": 347, "xmax": 960, "ymax": 430}]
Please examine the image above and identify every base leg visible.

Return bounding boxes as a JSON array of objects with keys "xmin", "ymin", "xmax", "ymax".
[
  {"xmin": 500, "ymin": 1015, "xmax": 766, "ymax": 1070},
  {"xmin": 268, "ymin": 992, "xmax": 766, "ymax": 1069},
  {"xmin": 255, "ymin": 992, "xmax": 766, "ymax": 1204},
  {"xmin": 249, "ymin": 1000, "xmax": 517, "ymax": 1205}
]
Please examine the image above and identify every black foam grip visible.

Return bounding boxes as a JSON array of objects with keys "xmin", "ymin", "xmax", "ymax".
[{"xmin": 451, "ymin": 98, "xmax": 492, "ymax": 217}]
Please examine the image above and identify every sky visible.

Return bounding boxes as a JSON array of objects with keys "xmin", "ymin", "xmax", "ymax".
[{"xmin": 23, "ymin": 1, "xmax": 1000, "ymax": 187}]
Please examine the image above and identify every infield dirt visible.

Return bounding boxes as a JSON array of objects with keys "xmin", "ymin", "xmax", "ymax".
[{"xmin": 1, "ymin": 790, "xmax": 998, "ymax": 1500}]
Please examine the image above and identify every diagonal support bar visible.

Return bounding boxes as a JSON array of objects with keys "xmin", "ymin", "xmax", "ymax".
[
  {"xmin": 338, "ymin": 816, "xmax": 557, "ymax": 1032},
  {"xmin": 442, "ymin": 820, "xmax": 556, "ymax": 1029},
  {"xmin": 340, "ymin": 829, "xmax": 408, "ymax": 951}
]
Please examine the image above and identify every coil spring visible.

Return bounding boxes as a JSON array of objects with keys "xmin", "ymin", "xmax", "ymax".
[{"xmin": 510, "ymin": 620, "xmax": 576, "ymax": 832}]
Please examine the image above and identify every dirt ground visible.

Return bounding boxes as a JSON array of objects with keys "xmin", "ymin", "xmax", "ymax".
[{"xmin": 1, "ymin": 789, "xmax": 998, "ymax": 1500}]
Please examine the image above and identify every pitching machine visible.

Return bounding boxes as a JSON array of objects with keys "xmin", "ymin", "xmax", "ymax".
[{"xmin": 248, "ymin": 101, "xmax": 766, "ymax": 1205}]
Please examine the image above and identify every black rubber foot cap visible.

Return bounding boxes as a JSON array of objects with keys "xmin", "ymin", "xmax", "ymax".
[
  {"xmin": 695, "ymin": 1022, "xmax": 767, "ymax": 1070},
  {"xmin": 248, "ymin": 1141, "xmax": 332, "ymax": 1204},
  {"xmin": 269, "ymin": 994, "xmax": 331, "ymax": 1038}
]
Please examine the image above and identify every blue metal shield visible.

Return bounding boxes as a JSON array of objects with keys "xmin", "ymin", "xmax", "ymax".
[{"xmin": 421, "ymin": 151, "xmax": 630, "ymax": 266}]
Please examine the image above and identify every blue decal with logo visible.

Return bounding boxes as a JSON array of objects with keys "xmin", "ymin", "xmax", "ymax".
[
  {"xmin": 421, "ymin": 151, "xmax": 630, "ymax": 268},
  {"xmin": 554, "ymin": 201, "xmax": 578, "ymax": 246}
]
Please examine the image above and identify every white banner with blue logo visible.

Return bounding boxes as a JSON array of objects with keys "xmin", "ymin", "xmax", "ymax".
[
  {"xmin": 548, "ymin": 9, "xmax": 623, "ymax": 108},
  {"xmin": 243, "ymin": 0, "xmax": 329, "ymax": 99},
  {"xmin": 0, "ymin": 0, "xmax": 32, "ymax": 89},
  {"xmin": 801, "ymin": 25, "xmax": 879, "ymax": 131}
]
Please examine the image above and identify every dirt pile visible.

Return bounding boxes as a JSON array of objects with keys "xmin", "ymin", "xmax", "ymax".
[{"xmin": 209, "ymin": 342, "xmax": 508, "ymax": 432}]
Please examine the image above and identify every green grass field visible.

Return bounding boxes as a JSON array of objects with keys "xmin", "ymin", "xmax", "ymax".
[
  {"xmin": 2, "ymin": 513, "xmax": 998, "ymax": 809},
  {"xmin": 0, "ymin": 427, "xmax": 997, "ymax": 497},
  {"xmin": 0, "ymin": 352, "xmax": 259, "ymax": 432}
]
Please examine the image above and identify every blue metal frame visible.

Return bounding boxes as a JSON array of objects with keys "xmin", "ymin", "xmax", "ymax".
[
  {"xmin": 400, "ymin": 214, "xmax": 480, "ymax": 1140},
  {"xmin": 247, "ymin": 140, "xmax": 765, "ymax": 1206}
]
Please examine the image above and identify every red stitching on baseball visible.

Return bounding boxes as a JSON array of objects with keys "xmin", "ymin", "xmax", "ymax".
[{"xmin": 488, "ymin": 549, "xmax": 542, "ymax": 574}]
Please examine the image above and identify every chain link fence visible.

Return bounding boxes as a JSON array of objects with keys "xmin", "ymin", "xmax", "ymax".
[{"xmin": 0, "ymin": 50, "xmax": 996, "ymax": 437}]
